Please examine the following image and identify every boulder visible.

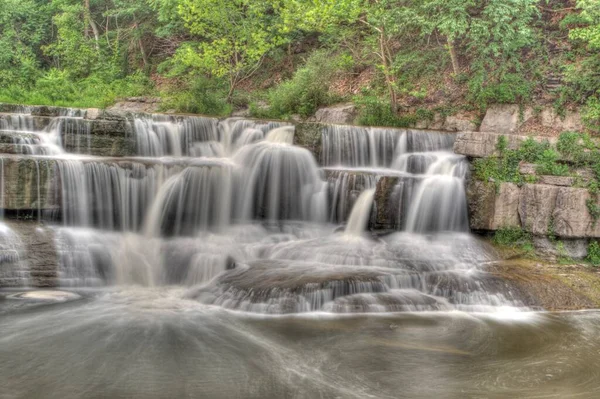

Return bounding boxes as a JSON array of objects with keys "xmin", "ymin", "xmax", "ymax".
[
  {"xmin": 314, "ymin": 104, "xmax": 357, "ymax": 125},
  {"xmin": 442, "ymin": 114, "xmax": 478, "ymax": 132},
  {"xmin": 480, "ymin": 104, "xmax": 532, "ymax": 134},
  {"xmin": 453, "ymin": 131, "xmax": 526, "ymax": 158}
]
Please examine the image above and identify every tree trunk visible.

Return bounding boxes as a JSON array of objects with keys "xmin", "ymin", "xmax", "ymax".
[
  {"xmin": 84, "ymin": 0, "xmax": 100, "ymax": 50},
  {"xmin": 138, "ymin": 38, "xmax": 149, "ymax": 68},
  {"xmin": 447, "ymin": 37, "xmax": 459, "ymax": 75},
  {"xmin": 380, "ymin": 30, "xmax": 397, "ymax": 113}
]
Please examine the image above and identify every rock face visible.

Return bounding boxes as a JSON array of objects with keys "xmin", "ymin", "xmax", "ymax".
[
  {"xmin": 480, "ymin": 104, "xmax": 584, "ymax": 135},
  {"xmin": 314, "ymin": 104, "xmax": 357, "ymax": 125},
  {"xmin": 442, "ymin": 114, "xmax": 478, "ymax": 132},
  {"xmin": 518, "ymin": 184, "xmax": 559, "ymax": 235},
  {"xmin": 467, "ymin": 181, "xmax": 521, "ymax": 231},
  {"xmin": 107, "ymin": 97, "xmax": 161, "ymax": 113},
  {"xmin": 453, "ymin": 131, "xmax": 530, "ymax": 158},
  {"xmin": 1, "ymin": 157, "xmax": 60, "ymax": 215},
  {"xmin": 468, "ymin": 179, "xmax": 600, "ymax": 240},
  {"xmin": 294, "ymin": 123, "xmax": 323, "ymax": 162},
  {"xmin": 553, "ymin": 188, "xmax": 600, "ymax": 238},
  {"xmin": 0, "ymin": 221, "xmax": 58, "ymax": 288},
  {"xmin": 480, "ymin": 104, "xmax": 527, "ymax": 134}
]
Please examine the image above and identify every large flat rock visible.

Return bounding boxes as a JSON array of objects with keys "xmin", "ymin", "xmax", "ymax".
[
  {"xmin": 468, "ymin": 180, "xmax": 600, "ymax": 238},
  {"xmin": 453, "ymin": 131, "xmax": 527, "ymax": 158},
  {"xmin": 467, "ymin": 181, "xmax": 521, "ymax": 231}
]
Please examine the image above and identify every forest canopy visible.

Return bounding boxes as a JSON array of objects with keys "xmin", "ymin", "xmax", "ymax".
[{"xmin": 0, "ymin": 0, "xmax": 598, "ymax": 129}]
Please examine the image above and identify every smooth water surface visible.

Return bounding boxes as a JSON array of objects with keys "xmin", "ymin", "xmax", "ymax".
[{"xmin": 1, "ymin": 290, "xmax": 600, "ymax": 399}]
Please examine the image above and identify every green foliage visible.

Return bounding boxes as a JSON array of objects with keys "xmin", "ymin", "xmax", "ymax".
[
  {"xmin": 536, "ymin": 149, "xmax": 570, "ymax": 176},
  {"xmin": 569, "ymin": 0, "xmax": 600, "ymax": 50},
  {"xmin": 586, "ymin": 241, "xmax": 600, "ymax": 267},
  {"xmin": 252, "ymin": 51, "xmax": 348, "ymax": 119},
  {"xmin": 493, "ymin": 226, "xmax": 534, "ymax": 254},
  {"xmin": 160, "ymin": 76, "xmax": 231, "ymax": 115},
  {"xmin": 582, "ymin": 97, "xmax": 600, "ymax": 132},
  {"xmin": 468, "ymin": 72, "xmax": 534, "ymax": 111},
  {"xmin": 0, "ymin": 0, "xmax": 596, "ymax": 117},
  {"xmin": 354, "ymin": 96, "xmax": 419, "ymax": 128},
  {"xmin": 473, "ymin": 136, "xmax": 555, "ymax": 189},
  {"xmin": 555, "ymin": 241, "xmax": 573, "ymax": 265},
  {"xmin": 0, "ymin": 0, "xmax": 52, "ymax": 86},
  {"xmin": 175, "ymin": 0, "xmax": 289, "ymax": 99},
  {"xmin": 0, "ymin": 71, "xmax": 153, "ymax": 108},
  {"xmin": 586, "ymin": 197, "xmax": 600, "ymax": 225}
]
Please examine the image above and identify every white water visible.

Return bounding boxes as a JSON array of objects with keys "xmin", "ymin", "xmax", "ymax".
[
  {"xmin": 0, "ymin": 106, "xmax": 526, "ymax": 315},
  {"xmin": 344, "ymin": 189, "xmax": 375, "ymax": 235}
]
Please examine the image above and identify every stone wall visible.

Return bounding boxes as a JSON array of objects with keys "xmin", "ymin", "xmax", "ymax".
[{"xmin": 455, "ymin": 125, "xmax": 596, "ymax": 258}]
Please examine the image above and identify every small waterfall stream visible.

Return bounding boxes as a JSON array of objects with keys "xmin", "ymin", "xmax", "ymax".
[{"xmin": 0, "ymin": 106, "xmax": 524, "ymax": 313}]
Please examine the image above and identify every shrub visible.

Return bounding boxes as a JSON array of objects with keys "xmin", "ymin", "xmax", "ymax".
[
  {"xmin": 354, "ymin": 96, "xmax": 417, "ymax": 128},
  {"xmin": 160, "ymin": 76, "xmax": 231, "ymax": 116},
  {"xmin": 0, "ymin": 70, "xmax": 154, "ymax": 109},
  {"xmin": 493, "ymin": 226, "xmax": 534, "ymax": 255},
  {"xmin": 586, "ymin": 241, "xmax": 600, "ymax": 267},
  {"xmin": 582, "ymin": 97, "xmax": 600, "ymax": 133},
  {"xmin": 536, "ymin": 149, "xmax": 570, "ymax": 176},
  {"xmin": 257, "ymin": 50, "xmax": 348, "ymax": 119}
]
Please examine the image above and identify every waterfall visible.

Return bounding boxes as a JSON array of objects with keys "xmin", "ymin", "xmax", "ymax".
[
  {"xmin": 323, "ymin": 124, "xmax": 469, "ymax": 231},
  {"xmin": 0, "ymin": 105, "xmax": 528, "ymax": 314},
  {"xmin": 344, "ymin": 189, "xmax": 375, "ymax": 235},
  {"xmin": 233, "ymin": 141, "xmax": 327, "ymax": 222}
]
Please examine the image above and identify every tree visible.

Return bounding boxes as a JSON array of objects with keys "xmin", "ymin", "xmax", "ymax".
[
  {"xmin": 419, "ymin": 0, "xmax": 538, "ymax": 76},
  {"xmin": 0, "ymin": 0, "xmax": 52, "ymax": 85},
  {"xmin": 570, "ymin": 0, "xmax": 600, "ymax": 49},
  {"xmin": 176, "ymin": 0, "xmax": 288, "ymax": 101}
]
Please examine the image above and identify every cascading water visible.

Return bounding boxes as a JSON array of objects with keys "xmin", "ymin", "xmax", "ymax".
[
  {"xmin": 0, "ymin": 105, "xmax": 524, "ymax": 315},
  {"xmin": 344, "ymin": 189, "xmax": 375, "ymax": 236},
  {"xmin": 6, "ymin": 105, "xmax": 587, "ymax": 399}
]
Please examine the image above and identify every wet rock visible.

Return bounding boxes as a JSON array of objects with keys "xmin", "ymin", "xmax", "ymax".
[
  {"xmin": 1, "ymin": 157, "xmax": 60, "ymax": 213},
  {"xmin": 0, "ymin": 221, "xmax": 59, "ymax": 288},
  {"xmin": 294, "ymin": 123, "xmax": 322, "ymax": 162},
  {"xmin": 325, "ymin": 168, "xmax": 379, "ymax": 224},
  {"xmin": 372, "ymin": 175, "xmax": 407, "ymax": 230},
  {"xmin": 533, "ymin": 236, "xmax": 589, "ymax": 260}
]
